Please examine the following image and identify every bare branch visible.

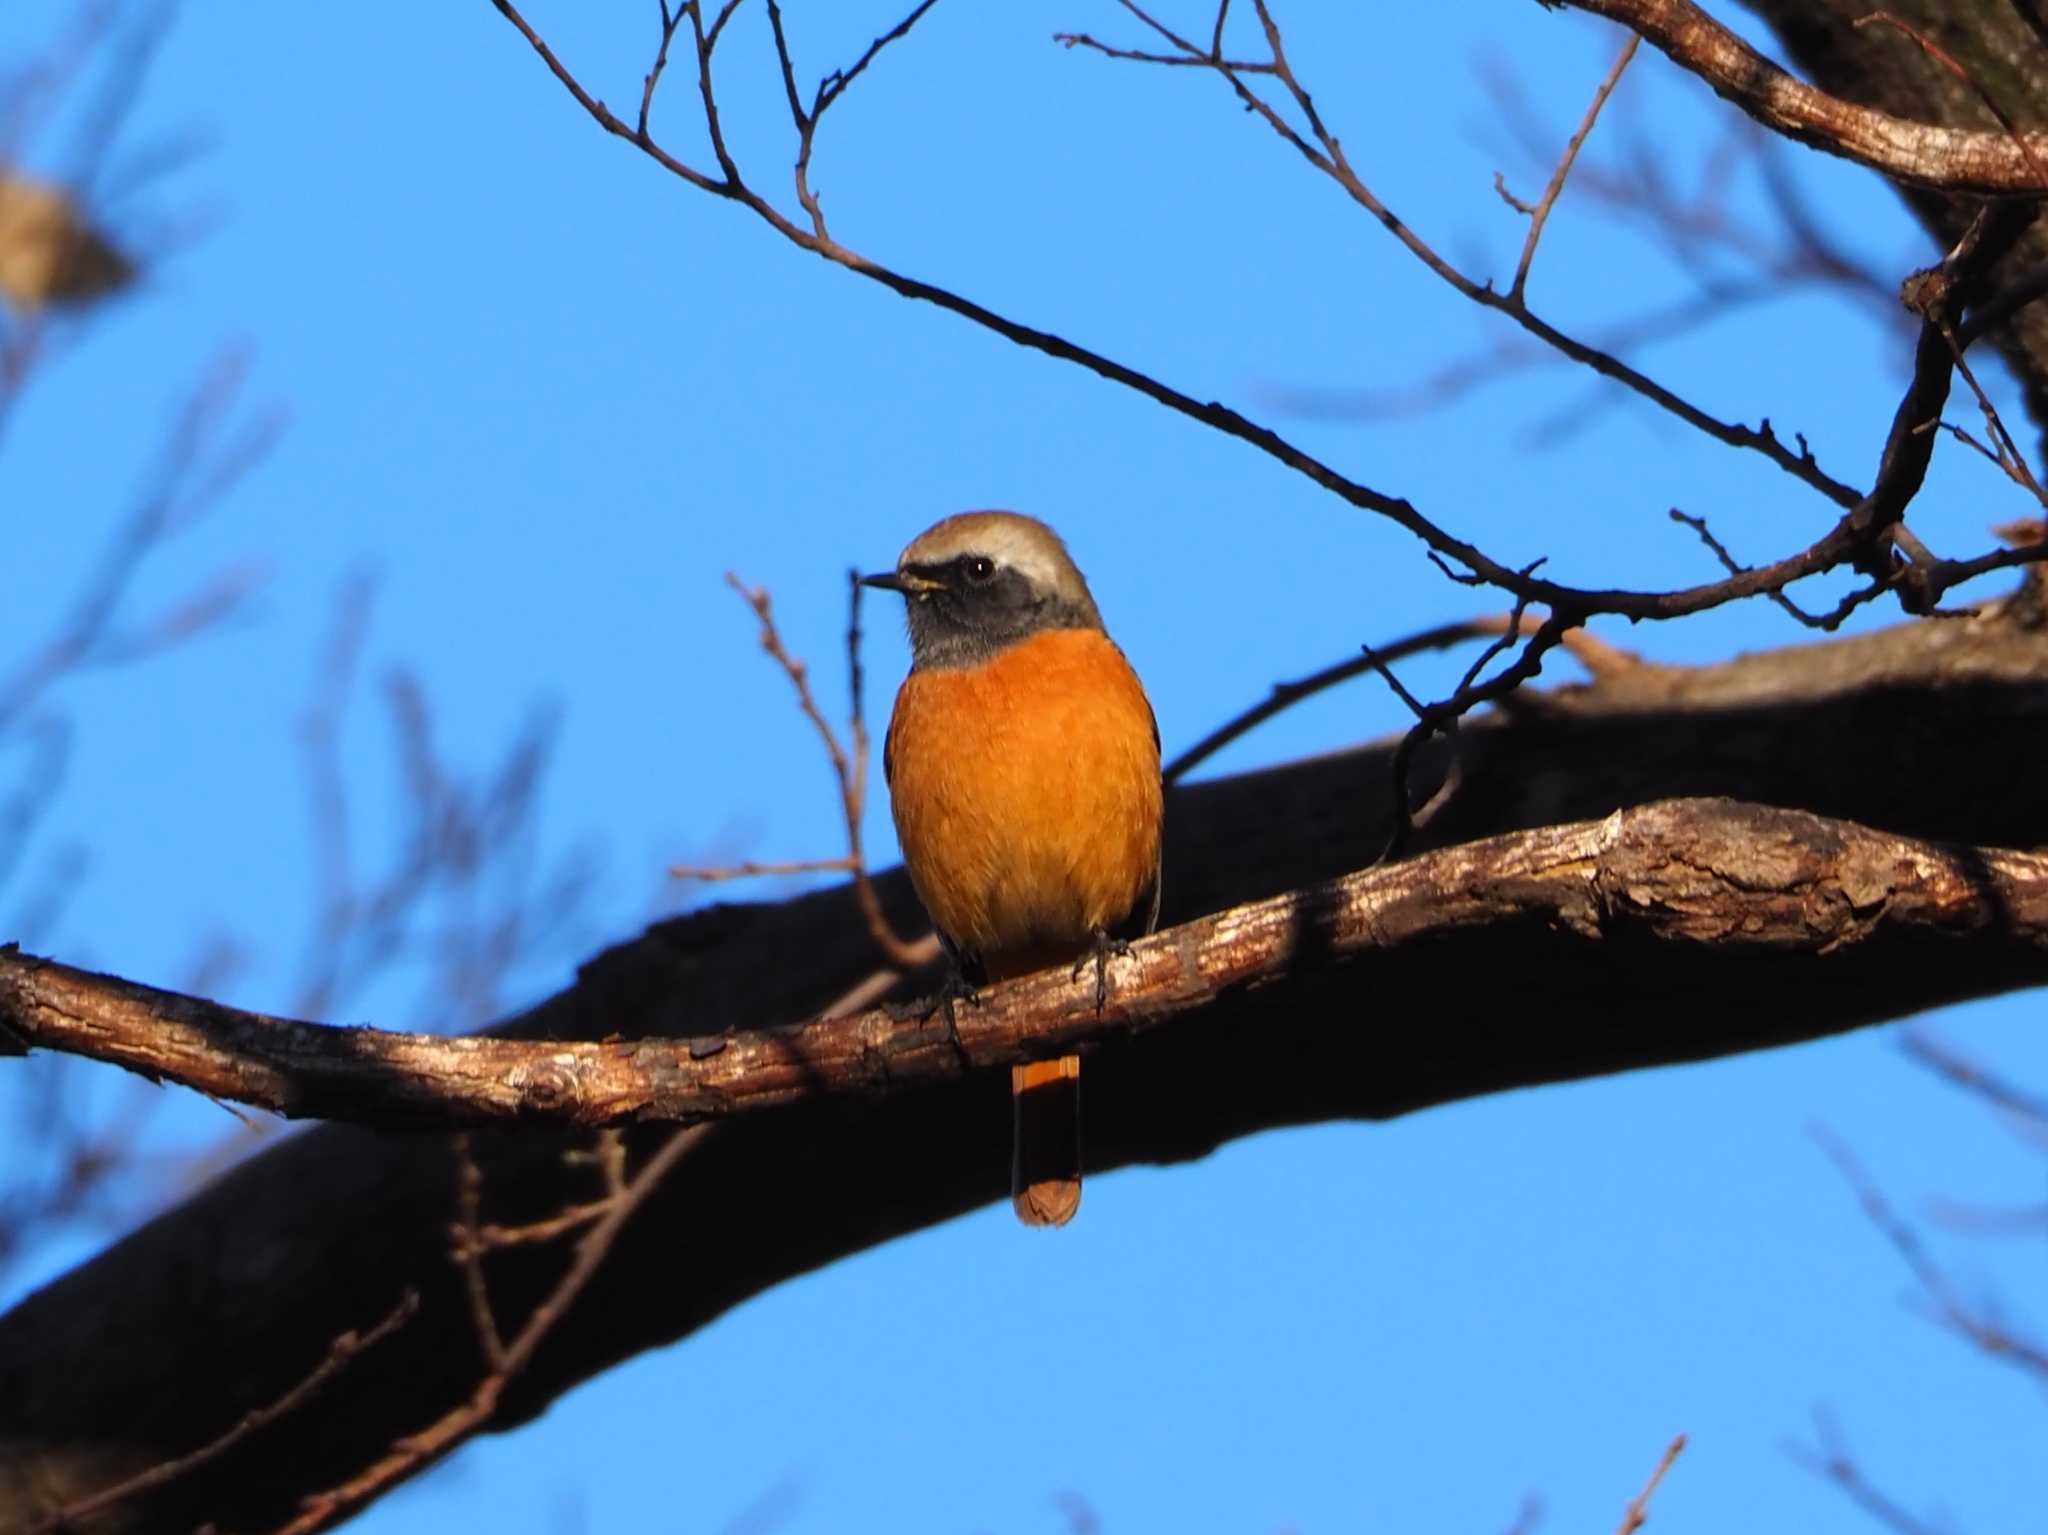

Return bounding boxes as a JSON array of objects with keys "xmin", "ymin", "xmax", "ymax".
[
  {"xmin": 633, "ymin": 2, "xmax": 688, "ymax": 140},
  {"xmin": 488, "ymin": 0, "xmax": 728, "ymax": 196},
  {"xmin": 814, "ymin": 0, "xmax": 944, "ymax": 120},
  {"xmin": 1063, "ymin": 0, "xmax": 1863, "ymax": 510},
  {"xmin": 1511, "ymin": 34, "xmax": 1639, "ymax": 304},
  {"xmin": 1164, "ymin": 613, "xmax": 1531, "ymax": 784},
  {"xmin": 672, "ymin": 573, "xmax": 926, "ymax": 969},
  {"xmin": 451, "ymin": 1135, "xmax": 507, "ymax": 1372},
  {"xmin": 1853, "ymin": 10, "xmax": 2048, "ymax": 186},
  {"xmin": 670, "ymin": 854, "xmax": 859, "ymax": 884},
  {"xmin": 1902, "ymin": 1032, "xmax": 2048, "ymax": 1125},
  {"xmin": 1788, "ymin": 1410, "xmax": 1945, "ymax": 1535},
  {"xmin": 1613, "ymin": 1433, "xmax": 1687, "ymax": 1535},
  {"xmin": 488, "ymin": 0, "xmax": 2048, "ymax": 632},
  {"xmin": 1057, "ymin": 34, "xmax": 1274, "ymax": 72},
  {"xmin": 15, "ymin": 799, "xmax": 2048, "ymax": 1129},
  {"xmin": 1560, "ymin": 0, "xmax": 2048, "ymax": 195},
  {"xmin": 1942, "ymin": 325, "xmax": 2048, "ymax": 505},
  {"xmin": 1816, "ymin": 1126, "xmax": 2048, "ymax": 1380},
  {"xmin": 24, "ymin": 1289, "xmax": 420, "ymax": 1535},
  {"xmin": 0, "ymin": 348, "xmax": 277, "ymax": 734},
  {"xmin": 269, "ymin": 1126, "xmax": 703, "ymax": 1534},
  {"xmin": 15, "ymin": 600, "xmax": 2048, "ymax": 1526},
  {"xmin": 1376, "ymin": 601, "xmax": 1571, "ymax": 860},
  {"xmin": 1668, "ymin": 507, "xmax": 1889, "ymax": 630}
]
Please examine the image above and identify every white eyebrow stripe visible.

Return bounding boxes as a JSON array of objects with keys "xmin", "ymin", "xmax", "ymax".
[{"xmin": 901, "ymin": 513, "xmax": 1081, "ymax": 597}]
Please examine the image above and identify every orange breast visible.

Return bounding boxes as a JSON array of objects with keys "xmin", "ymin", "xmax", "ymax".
[{"xmin": 885, "ymin": 628, "xmax": 1162, "ymax": 973}]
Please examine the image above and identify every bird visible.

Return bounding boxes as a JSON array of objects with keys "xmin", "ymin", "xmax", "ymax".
[{"xmin": 862, "ymin": 512, "xmax": 1163, "ymax": 1227}]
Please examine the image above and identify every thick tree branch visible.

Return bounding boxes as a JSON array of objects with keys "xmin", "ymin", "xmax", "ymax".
[
  {"xmin": 1739, "ymin": 0, "xmax": 2048, "ymax": 451},
  {"xmin": 1561, "ymin": 0, "xmax": 2048, "ymax": 194},
  {"xmin": 10, "ymin": 608, "xmax": 2048, "ymax": 1533},
  {"xmin": 10, "ymin": 796, "xmax": 2048, "ymax": 1132}
]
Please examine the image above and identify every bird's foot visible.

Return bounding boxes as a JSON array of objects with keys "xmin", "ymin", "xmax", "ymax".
[
  {"xmin": 886, "ymin": 969, "xmax": 979, "ymax": 1058},
  {"xmin": 1072, "ymin": 929, "xmax": 1134, "ymax": 1013}
]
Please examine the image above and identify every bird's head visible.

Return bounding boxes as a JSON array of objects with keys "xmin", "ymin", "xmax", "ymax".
[{"xmin": 861, "ymin": 511, "xmax": 1104, "ymax": 671}]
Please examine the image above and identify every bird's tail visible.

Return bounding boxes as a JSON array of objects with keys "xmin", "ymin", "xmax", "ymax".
[{"xmin": 1011, "ymin": 1055, "xmax": 1082, "ymax": 1226}]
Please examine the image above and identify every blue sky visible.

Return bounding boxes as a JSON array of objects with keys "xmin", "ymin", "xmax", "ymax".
[{"xmin": 4, "ymin": 2, "xmax": 2043, "ymax": 1532}]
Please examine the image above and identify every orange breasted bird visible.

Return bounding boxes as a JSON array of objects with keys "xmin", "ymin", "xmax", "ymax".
[{"xmin": 863, "ymin": 512, "xmax": 1163, "ymax": 1228}]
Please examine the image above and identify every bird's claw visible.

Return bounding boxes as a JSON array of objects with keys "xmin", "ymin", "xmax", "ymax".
[
  {"xmin": 887, "ymin": 970, "xmax": 980, "ymax": 1059},
  {"xmin": 1072, "ymin": 929, "xmax": 1134, "ymax": 1012}
]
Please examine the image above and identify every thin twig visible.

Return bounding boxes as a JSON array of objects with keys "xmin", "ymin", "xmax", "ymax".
[
  {"xmin": 1164, "ymin": 614, "xmax": 1525, "ymax": 784},
  {"xmin": 1061, "ymin": 0, "xmax": 1859, "ymax": 509},
  {"xmin": 485, "ymin": 1, "xmax": 2048, "ymax": 641},
  {"xmin": 28, "ymin": 1290, "xmax": 420, "ymax": 1535},
  {"xmin": 451, "ymin": 1134, "xmax": 507, "ymax": 1371},
  {"xmin": 674, "ymin": 573, "xmax": 925, "ymax": 969},
  {"xmin": 815, "ymin": 0, "xmax": 944, "ymax": 119},
  {"xmin": 1902, "ymin": 1032, "xmax": 2048, "ymax": 1125},
  {"xmin": 1262, "ymin": 279, "xmax": 1805, "ymax": 427},
  {"xmin": 1613, "ymin": 1433, "xmax": 1686, "ymax": 1535},
  {"xmin": 1511, "ymin": 34, "xmax": 1639, "ymax": 304},
  {"xmin": 1814, "ymin": 1125, "xmax": 2048, "ymax": 1378},
  {"xmin": 475, "ymin": 1200, "xmax": 612, "ymax": 1248},
  {"xmin": 1369, "ymin": 582, "xmax": 1571, "ymax": 862},
  {"xmin": 670, "ymin": 854, "xmax": 859, "ymax": 884},
  {"xmin": 1787, "ymin": 1409, "xmax": 1943, "ymax": 1535},
  {"xmin": 1057, "ymin": 33, "xmax": 1276, "ymax": 72},
  {"xmin": 273, "ymin": 1126, "xmax": 705, "ymax": 1535},
  {"xmin": 1667, "ymin": 507, "xmax": 1879, "ymax": 629},
  {"xmin": 635, "ymin": 2, "xmax": 689, "ymax": 139},
  {"xmin": 1942, "ymin": 324, "xmax": 2048, "ymax": 504},
  {"xmin": 843, "ymin": 568, "xmax": 877, "ymax": 874}
]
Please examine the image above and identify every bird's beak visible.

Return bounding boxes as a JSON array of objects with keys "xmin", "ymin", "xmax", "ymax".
[{"xmin": 861, "ymin": 569, "xmax": 941, "ymax": 595}]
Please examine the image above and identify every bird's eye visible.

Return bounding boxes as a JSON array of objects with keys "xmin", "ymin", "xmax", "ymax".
[{"xmin": 964, "ymin": 556, "xmax": 996, "ymax": 583}]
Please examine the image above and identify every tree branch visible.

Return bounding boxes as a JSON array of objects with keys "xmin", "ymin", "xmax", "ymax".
[
  {"xmin": 1738, "ymin": 0, "xmax": 2048, "ymax": 456},
  {"xmin": 12, "ymin": 797, "xmax": 2048, "ymax": 1131},
  {"xmin": 1063, "ymin": 4, "xmax": 1864, "ymax": 510},
  {"xmin": 23, "ymin": 1290, "xmax": 420, "ymax": 1535},
  {"xmin": 1511, "ymin": 33, "xmax": 1640, "ymax": 305},
  {"xmin": 1560, "ymin": 0, "xmax": 2048, "ymax": 194},
  {"xmin": 11, "ymin": 607, "xmax": 2048, "ymax": 1531},
  {"xmin": 485, "ymin": 0, "xmax": 2048, "ymax": 632}
]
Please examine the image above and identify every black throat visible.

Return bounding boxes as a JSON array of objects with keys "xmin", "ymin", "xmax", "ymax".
[{"xmin": 901, "ymin": 560, "xmax": 1101, "ymax": 671}]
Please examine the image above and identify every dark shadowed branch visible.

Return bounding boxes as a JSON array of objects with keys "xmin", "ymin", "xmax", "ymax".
[
  {"xmin": 13, "ymin": 600, "xmax": 2048, "ymax": 1529},
  {"xmin": 23, "ymin": 1291, "xmax": 421, "ymax": 1535},
  {"xmin": 263, "ymin": 1126, "xmax": 702, "ymax": 1535}
]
